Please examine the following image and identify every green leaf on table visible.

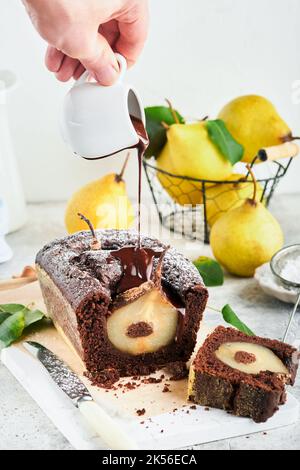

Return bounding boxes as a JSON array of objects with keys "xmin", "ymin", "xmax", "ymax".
[
  {"xmin": 24, "ymin": 309, "xmax": 44, "ymax": 328},
  {"xmin": 193, "ymin": 257, "xmax": 224, "ymax": 287},
  {"xmin": 0, "ymin": 311, "xmax": 25, "ymax": 349},
  {"xmin": 0, "ymin": 303, "xmax": 26, "ymax": 314},
  {"xmin": 0, "ymin": 303, "xmax": 45, "ymax": 348},
  {"xmin": 144, "ymin": 106, "xmax": 185, "ymax": 159},
  {"xmin": 222, "ymin": 304, "xmax": 255, "ymax": 336},
  {"xmin": 0, "ymin": 312, "xmax": 10, "ymax": 325},
  {"xmin": 0, "ymin": 304, "xmax": 28, "ymax": 327},
  {"xmin": 206, "ymin": 119, "xmax": 244, "ymax": 165}
]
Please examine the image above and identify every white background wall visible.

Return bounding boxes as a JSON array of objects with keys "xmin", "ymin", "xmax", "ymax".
[{"xmin": 1, "ymin": 0, "xmax": 300, "ymax": 202}]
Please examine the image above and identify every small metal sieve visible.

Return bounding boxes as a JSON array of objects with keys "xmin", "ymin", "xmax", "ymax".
[{"xmin": 271, "ymin": 244, "xmax": 300, "ymax": 343}]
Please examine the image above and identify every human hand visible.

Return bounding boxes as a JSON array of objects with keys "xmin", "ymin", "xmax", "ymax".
[{"xmin": 22, "ymin": 0, "xmax": 149, "ymax": 85}]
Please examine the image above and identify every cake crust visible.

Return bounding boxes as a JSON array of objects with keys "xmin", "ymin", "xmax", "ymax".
[{"xmin": 36, "ymin": 230, "xmax": 208, "ymax": 385}]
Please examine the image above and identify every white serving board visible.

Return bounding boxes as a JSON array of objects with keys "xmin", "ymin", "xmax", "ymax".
[{"xmin": 2, "ymin": 343, "xmax": 299, "ymax": 450}]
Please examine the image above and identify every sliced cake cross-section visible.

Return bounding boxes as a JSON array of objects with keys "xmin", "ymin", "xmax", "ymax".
[{"xmin": 188, "ymin": 326, "xmax": 299, "ymax": 423}]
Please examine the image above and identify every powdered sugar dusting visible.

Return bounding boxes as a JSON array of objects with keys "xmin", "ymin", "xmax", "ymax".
[
  {"xmin": 280, "ymin": 256, "xmax": 300, "ymax": 285},
  {"xmin": 36, "ymin": 343, "xmax": 90, "ymax": 402},
  {"xmin": 36, "ymin": 230, "xmax": 205, "ymax": 311}
]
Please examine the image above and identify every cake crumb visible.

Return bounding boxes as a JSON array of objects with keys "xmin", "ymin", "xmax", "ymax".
[
  {"xmin": 205, "ymin": 407, "xmax": 210, "ymax": 411},
  {"xmin": 89, "ymin": 368, "xmax": 120, "ymax": 389},
  {"xmin": 124, "ymin": 382, "xmax": 136, "ymax": 390},
  {"xmin": 164, "ymin": 361, "xmax": 188, "ymax": 381},
  {"xmin": 142, "ymin": 376, "xmax": 163, "ymax": 385},
  {"xmin": 162, "ymin": 384, "xmax": 171, "ymax": 393},
  {"xmin": 136, "ymin": 408, "xmax": 146, "ymax": 417},
  {"xmin": 190, "ymin": 405, "xmax": 197, "ymax": 410}
]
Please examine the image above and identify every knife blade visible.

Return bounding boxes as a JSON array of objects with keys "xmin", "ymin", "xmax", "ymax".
[
  {"xmin": 23, "ymin": 341, "xmax": 138, "ymax": 450},
  {"xmin": 24, "ymin": 341, "xmax": 91, "ymax": 405}
]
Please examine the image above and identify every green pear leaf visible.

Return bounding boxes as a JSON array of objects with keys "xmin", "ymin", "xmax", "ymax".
[
  {"xmin": 0, "ymin": 303, "xmax": 26, "ymax": 314},
  {"xmin": 0, "ymin": 303, "xmax": 45, "ymax": 348},
  {"xmin": 206, "ymin": 119, "xmax": 244, "ymax": 165},
  {"xmin": 222, "ymin": 304, "xmax": 255, "ymax": 336},
  {"xmin": 0, "ymin": 312, "xmax": 10, "ymax": 325},
  {"xmin": 193, "ymin": 257, "xmax": 224, "ymax": 287},
  {"xmin": 144, "ymin": 106, "xmax": 185, "ymax": 159},
  {"xmin": 0, "ymin": 311, "xmax": 25, "ymax": 349},
  {"xmin": 24, "ymin": 309, "xmax": 45, "ymax": 327}
]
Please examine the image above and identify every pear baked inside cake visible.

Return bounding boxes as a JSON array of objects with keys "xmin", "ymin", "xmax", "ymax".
[
  {"xmin": 188, "ymin": 326, "xmax": 299, "ymax": 423},
  {"xmin": 36, "ymin": 230, "xmax": 208, "ymax": 387}
]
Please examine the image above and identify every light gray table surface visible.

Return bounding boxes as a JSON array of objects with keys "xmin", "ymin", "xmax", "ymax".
[{"xmin": 0, "ymin": 196, "xmax": 299, "ymax": 450}]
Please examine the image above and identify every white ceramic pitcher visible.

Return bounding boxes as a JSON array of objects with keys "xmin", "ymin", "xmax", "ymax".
[
  {"xmin": 0, "ymin": 70, "xmax": 27, "ymax": 233},
  {"xmin": 61, "ymin": 54, "xmax": 145, "ymax": 159}
]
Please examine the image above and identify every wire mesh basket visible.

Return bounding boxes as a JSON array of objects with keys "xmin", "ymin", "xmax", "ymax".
[{"xmin": 143, "ymin": 156, "xmax": 293, "ymax": 244}]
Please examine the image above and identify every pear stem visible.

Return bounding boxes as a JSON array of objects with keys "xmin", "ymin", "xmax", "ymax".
[
  {"xmin": 153, "ymin": 247, "xmax": 170, "ymax": 287},
  {"xmin": 161, "ymin": 121, "xmax": 170, "ymax": 130},
  {"xmin": 117, "ymin": 152, "xmax": 130, "ymax": 182},
  {"xmin": 78, "ymin": 213, "xmax": 101, "ymax": 250},
  {"xmin": 281, "ymin": 134, "xmax": 300, "ymax": 142},
  {"xmin": 246, "ymin": 164, "xmax": 257, "ymax": 204},
  {"xmin": 165, "ymin": 98, "xmax": 180, "ymax": 124}
]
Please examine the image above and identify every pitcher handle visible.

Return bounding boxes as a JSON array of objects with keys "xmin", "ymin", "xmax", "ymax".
[{"xmin": 74, "ymin": 53, "xmax": 127, "ymax": 87}]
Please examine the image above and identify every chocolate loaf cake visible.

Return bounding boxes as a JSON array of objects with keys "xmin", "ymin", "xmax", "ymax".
[
  {"xmin": 36, "ymin": 229, "xmax": 208, "ymax": 386},
  {"xmin": 188, "ymin": 326, "xmax": 299, "ymax": 423}
]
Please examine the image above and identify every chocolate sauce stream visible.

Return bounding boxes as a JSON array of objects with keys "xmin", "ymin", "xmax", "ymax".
[
  {"xmin": 130, "ymin": 115, "xmax": 149, "ymax": 248},
  {"xmin": 83, "ymin": 115, "xmax": 148, "ymax": 249}
]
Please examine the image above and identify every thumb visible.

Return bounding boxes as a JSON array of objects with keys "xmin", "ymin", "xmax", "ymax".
[{"xmin": 80, "ymin": 33, "xmax": 120, "ymax": 86}]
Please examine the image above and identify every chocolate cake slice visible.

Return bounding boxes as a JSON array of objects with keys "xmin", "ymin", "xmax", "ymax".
[
  {"xmin": 36, "ymin": 230, "xmax": 208, "ymax": 386},
  {"xmin": 188, "ymin": 326, "xmax": 299, "ymax": 423}
]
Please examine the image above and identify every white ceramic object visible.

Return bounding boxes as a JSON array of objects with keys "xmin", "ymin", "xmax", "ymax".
[
  {"xmin": 0, "ymin": 198, "xmax": 13, "ymax": 263},
  {"xmin": 61, "ymin": 54, "xmax": 145, "ymax": 159},
  {"xmin": 255, "ymin": 263, "xmax": 299, "ymax": 304},
  {"xmin": 0, "ymin": 70, "xmax": 27, "ymax": 233}
]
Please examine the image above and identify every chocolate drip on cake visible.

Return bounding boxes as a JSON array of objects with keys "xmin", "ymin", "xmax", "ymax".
[{"xmin": 110, "ymin": 246, "xmax": 161, "ymax": 293}]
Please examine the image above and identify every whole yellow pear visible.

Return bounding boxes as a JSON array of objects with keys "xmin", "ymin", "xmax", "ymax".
[
  {"xmin": 166, "ymin": 122, "xmax": 233, "ymax": 182},
  {"xmin": 210, "ymin": 166, "xmax": 283, "ymax": 277},
  {"xmin": 206, "ymin": 173, "xmax": 264, "ymax": 227},
  {"xmin": 218, "ymin": 95, "xmax": 292, "ymax": 163},
  {"xmin": 156, "ymin": 142, "xmax": 203, "ymax": 206},
  {"xmin": 210, "ymin": 200, "xmax": 283, "ymax": 277},
  {"xmin": 65, "ymin": 162, "xmax": 134, "ymax": 234}
]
